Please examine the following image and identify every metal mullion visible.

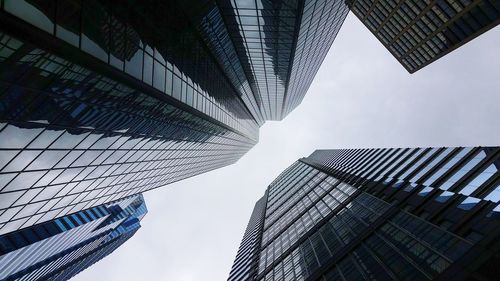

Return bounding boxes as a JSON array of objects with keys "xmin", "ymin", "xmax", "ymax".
[
  {"xmin": 431, "ymin": 148, "xmax": 481, "ymax": 189},
  {"xmin": 365, "ymin": 149, "xmax": 402, "ymax": 181},
  {"xmin": 42, "ymin": 143, "xmax": 236, "ymax": 218},
  {"xmin": 353, "ymin": 149, "xmax": 388, "ymax": 177},
  {"xmin": 263, "ymin": 178, "xmax": 344, "ymax": 250},
  {"xmin": 267, "ymin": 171, "xmax": 325, "ymax": 221},
  {"xmin": 385, "ymin": 219, "xmax": 463, "ymax": 264},
  {"xmin": 397, "ymin": 148, "xmax": 439, "ymax": 182},
  {"xmin": 0, "ymin": 124, "xmax": 74, "ymax": 193},
  {"xmin": 356, "ymin": 0, "xmax": 382, "ymax": 22},
  {"xmin": 395, "ymin": 1, "xmax": 484, "ymax": 62},
  {"xmin": 339, "ymin": 149, "xmax": 370, "ymax": 169},
  {"xmin": 360, "ymin": 149, "xmax": 395, "ymax": 179},
  {"xmin": 257, "ymin": 189, "xmax": 363, "ymax": 280},
  {"xmin": 374, "ymin": 0, "xmax": 410, "ymax": 35},
  {"xmin": 451, "ymin": 149, "xmax": 500, "ymax": 195},
  {"xmin": 355, "ymin": 242, "xmax": 400, "ymax": 281},
  {"xmin": 282, "ymin": 0, "xmax": 310, "ymax": 114},
  {"xmin": 369, "ymin": 232, "xmax": 436, "ymax": 280},
  {"xmin": 266, "ymin": 166, "xmax": 317, "ymax": 213},
  {"xmin": 346, "ymin": 149, "xmax": 378, "ymax": 174}
]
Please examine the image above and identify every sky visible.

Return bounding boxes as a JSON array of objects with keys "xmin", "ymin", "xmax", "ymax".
[{"xmin": 74, "ymin": 14, "xmax": 500, "ymax": 281}]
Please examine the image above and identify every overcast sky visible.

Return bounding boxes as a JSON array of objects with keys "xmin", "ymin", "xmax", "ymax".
[{"xmin": 74, "ymin": 14, "xmax": 500, "ymax": 281}]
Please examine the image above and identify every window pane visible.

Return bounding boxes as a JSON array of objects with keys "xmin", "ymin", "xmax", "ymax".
[
  {"xmin": 0, "ymin": 191, "xmax": 24, "ymax": 209},
  {"xmin": 3, "ymin": 151, "xmax": 42, "ymax": 172},
  {"xmin": 143, "ymin": 52, "xmax": 153, "ymax": 85},
  {"xmin": 0, "ymin": 125, "xmax": 43, "ymax": 149},
  {"xmin": 3, "ymin": 171, "xmax": 45, "ymax": 192},
  {"xmin": 460, "ymin": 164, "xmax": 498, "ymax": 195},
  {"xmin": 153, "ymin": 60, "xmax": 166, "ymax": 91},
  {"xmin": 27, "ymin": 151, "xmax": 66, "ymax": 170},
  {"xmin": 125, "ymin": 48, "xmax": 143, "ymax": 79}
]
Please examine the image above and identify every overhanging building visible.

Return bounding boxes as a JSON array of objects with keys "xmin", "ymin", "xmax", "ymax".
[
  {"xmin": 348, "ymin": 0, "xmax": 500, "ymax": 72},
  {"xmin": 229, "ymin": 147, "xmax": 500, "ymax": 281},
  {"xmin": 0, "ymin": 0, "xmax": 348, "ymax": 235}
]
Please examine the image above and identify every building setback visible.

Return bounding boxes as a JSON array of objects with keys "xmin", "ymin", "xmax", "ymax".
[
  {"xmin": 348, "ymin": 0, "xmax": 500, "ymax": 72},
  {"xmin": 0, "ymin": 194, "xmax": 146, "ymax": 280},
  {"xmin": 0, "ymin": 0, "xmax": 347, "ymax": 236},
  {"xmin": 229, "ymin": 147, "xmax": 500, "ymax": 281}
]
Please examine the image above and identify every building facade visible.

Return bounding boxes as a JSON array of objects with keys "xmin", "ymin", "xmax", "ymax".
[
  {"xmin": 348, "ymin": 0, "xmax": 500, "ymax": 72},
  {"xmin": 229, "ymin": 147, "xmax": 500, "ymax": 281},
  {"xmin": 0, "ymin": 0, "xmax": 347, "ymax": 235},
  {"xmin": 0, "ymin": 194, "xmax": 146, "ymax": 280},
  {"xmin": 203, "ymin": 0, "xmax": 350, "ymax": 120}
]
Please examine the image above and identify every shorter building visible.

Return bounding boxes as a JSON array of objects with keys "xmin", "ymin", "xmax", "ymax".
[
  {"xmin": 348, "ymin": 0, "xmax": 500, "ymax": 72},
  {"xmin": 0, "ymin": 194, "xmax": 147, "ymax": 280},
  {"xmin": 229, "ymin": 147, "xmax": 500, "ymax": 281}
]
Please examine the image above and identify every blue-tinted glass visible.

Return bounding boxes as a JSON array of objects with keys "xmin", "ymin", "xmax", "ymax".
[
  {"xmin": 485, "ymin": 183, "xmax": 500, "ymax": 203},
  {"xmin": 460, "ymin": 164, "xmax": 498, "ymax": 195},
  {"xmin": 440, "ymin": 151, "xmax": 487, "ymax": 190},
  {"xmin": 435, "ymin": 191, "xmax": 454, "ymax": 203},
  {"xmin": 423, "ymin": 148, "xmax": 472, "ymax": 186},
  {"xmin": 458, "ymin": 197, "xmax": 481, "ymax": 210}
]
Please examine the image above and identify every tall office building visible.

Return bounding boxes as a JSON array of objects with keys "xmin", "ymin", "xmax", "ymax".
[
  {"xmin": 193, "ymin": 0, "xmax": 350, "ymax": 119},
  {"xmin": 0, "ymin": 194, "xmax": 147, "ymax": 280},
  {"xmin": 348, "ymin": 0, "xmax": 500, "ymax": 72},
  {"xmin": 0, "ymin": 0, "xmax": 347, "ymax": 235},
  {"xmin": 229, "ymin": 147, "xmax": 500, "ymax": 281}
]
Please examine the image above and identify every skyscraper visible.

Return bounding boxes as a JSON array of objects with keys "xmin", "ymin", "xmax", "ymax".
[
  {"xmin": 348, "ymin": 0, "xmax": 500, "ymax": 72},
  {"xmin": 229, "ymin": 147, "xmax": 500, "ymax": 281},
  {"xmin": 0, "ymin": 194, "xmax": 147, "ymax": 280},
  {"xmin": 0, "ymin": 0, "xmax": 347, "ymax": 235},
  {"xmin": 195, "ymin": 0, "xmax": 350, "ymax": 120}
]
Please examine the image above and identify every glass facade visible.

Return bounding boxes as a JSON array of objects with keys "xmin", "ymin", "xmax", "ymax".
[
  {"xmin": 348, "ymin": 0, "xmax": 500, "ymax": 73},
  {"xmin": 196, "ymin": 0, "xmax": 349, "ymax": 120},
  {"xmin": 229, "ymin": 147, "xmax": 500, "ymax": 281},
  {"xmin": 227, "ymin": 194, "xmax": 267, "ymax": 281},
  {"xmin": 0, "ymin": 0, "xmax": 348, "ymax": 236},
  {"xmin": 0, "ymin": 193, "xmax": 146, "ymax": 280},
  {"xmin": 0, "ymin": 30, "xmax": 255, "ymax": 234},
  {"xmin": 1, "ymin": 0, "xmax": 259, "ymax": 136}
]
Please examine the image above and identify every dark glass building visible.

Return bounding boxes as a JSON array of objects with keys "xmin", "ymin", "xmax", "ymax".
[
  {"xmin": 229, "ymin": 147, "xmax": 500, "ymax": 281},
  {"xmin": 0, "ymin": 194, "xmax": 146, "ymax": 280},
  {"xmin": 0, "ymin": 0, "xmax": 347, "ymax": 235},
  {"xmin": 208, "ymin": 0, "xmax": 350, "ymax": 120},
  {"xmin": 348, "ymin": 0, "xmax": 500, "ymax": 72}
]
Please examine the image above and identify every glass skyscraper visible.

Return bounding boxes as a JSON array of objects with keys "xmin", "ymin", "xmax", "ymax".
[
  {"xmin": 0, "ymin": 0, "xmax": 348, "ymax": 236},
  {"xmin": 348, "ymin": 0, "xmax": 500, "ymax": 73},
  {"xmin": 0, "ymin": 194, "xmax": 146, "ymax": 280},
  {"xmin": 209, "ymin": 0, "xmax": 350, "ymax": 120},
  {"xmin": 229, "ymin": 147, "xmax": 500, "ymax": 281}
]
